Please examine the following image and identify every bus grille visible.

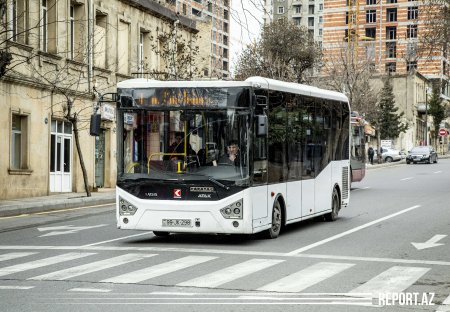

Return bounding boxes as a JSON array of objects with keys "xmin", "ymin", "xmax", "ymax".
[{"xmin": 342, "ymin": 166, "xmax": 349, "ymax": 199}]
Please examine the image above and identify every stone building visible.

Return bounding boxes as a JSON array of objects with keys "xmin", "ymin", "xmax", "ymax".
[{"xmin": 0, "ymin": 0, "xmax": 200, "ymax": 199}]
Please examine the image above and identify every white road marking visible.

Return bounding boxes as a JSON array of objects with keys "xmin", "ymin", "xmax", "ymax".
[
  {"xmin": 68, "ymin": 288, "xmax": 111, "ymax": 293},
  {"xmin": 349, "ymin": 266, "xmax": 430, "ymax": 296},
  {"xmin": 0, "ymin": 252, "xmax": 95, "ymax": 277},
  {"xmin": 351, "ymin": 187, "xmax": 370, "ymax": 192},
  {"xmin": 285, "ymin": 205, "xmax": 421, "ymax": 255},
  {"xmin": 257, "ymin": 262, "xmax": 354, "ymax": 292},
  {"xmin": 38, "ymin": 224, "xmax": 108, "ymax": 237},
  {"xmin": 178, "ymin": 258, "xmax": 283, "ymax": 288},
  {"xmin": 0, "ymin": 244, "xmax": 449, "ymax": 266},
  {"xmin": 412, "ymin": 234, "xmax": 447, "ymax": 250},
  {"xmin": 0, "ymin": 286, "xmax": 34, "ymax": 290},
  {"xmin": 102, "ymin": 255, "xmax": 216, "ymax": 284},
  {"xmin": 81, "ymin": 232, "xmax": 154, "ymax": 247},
  {"xmin": 0, "ymin": 252, "xmax": 36, "ymax": 262},
  {"xmin": 436, "ymin": 294, "xmax": 450, "ymax": 311},
  {"xmin": 29, "ymin": 253, "xmax": 153, "ymax": 281},
  {"xmin": 400, "ymin": 177, "xmax": 414, "ymax": 181},
  {"xmin": 434, "ymin": 171, "xmax": 442, "ymax": 174}
]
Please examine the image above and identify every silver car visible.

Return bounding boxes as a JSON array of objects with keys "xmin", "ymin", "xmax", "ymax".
[{"xmin": 374, "ymin": 148, "xmax": 402, "ymax": 162}]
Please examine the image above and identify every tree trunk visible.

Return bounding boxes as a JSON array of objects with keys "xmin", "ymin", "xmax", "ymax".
[
  {"xmin": 377, "ymin": 130, "xmax": 382, "ymax": 164},
  {"xmin": 72, "ymin": 118, "xmax": 91, "ymax": 197}
]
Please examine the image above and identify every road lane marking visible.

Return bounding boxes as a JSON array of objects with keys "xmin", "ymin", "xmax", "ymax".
[
  {"xmin": 1, "ymin": 243, "xmax": 450, "ymax": 266},
  {"xmin": 434, "ymin": 171, "xmax": 442, "ymax": 174},
  {"xmin": 0, "ymin": 286, "xmax": 34, "ymax": 290},
  {"xmin": 68, "ymin": 288, "xmax": 111, "ymax": 293},
  {"xmin": 81, "ymin": 232, "xmax": 153, "ymax": 247},
  {"xmin": 285, "ymin": 205, "xmax": 421, "ymax": 255},
  {"xmin": 178, "ymin": 258, "xmax": 283, "ymax": 288},
  {"xmin": 257, "ymin": 262, "xmax": 354, "ymax": 293},
  {"xmin": 0, "ymin": 252, "xmax": 95, "ymax": 277},
  {"xmin": 0, "ymin": 252, "xmax": 36, "ymax": 262},
  {"xmin": 102, "ymin": 255, "xmax": 216, "ymax": 284},
  {"xmin": 351, "ymin": 187, "xmax": 370, "ymax": 192},
  {"xmin": 400, "ymin": 177, "xmax": 414, "ymax": 181},
  {"xmin": 29, "ymin": 253, "xmax": 154, "ymax": 281},
  {"xmin": 349, "ymin": 266, "xmax": 430, "ymax": 297}
]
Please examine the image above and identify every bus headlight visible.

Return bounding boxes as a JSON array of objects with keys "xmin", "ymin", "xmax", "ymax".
[
  {"xmin": 220, "ymin": 199, "xmax": 243, "ymax": 219},
  {"xmin": 119, "ymin": 197, "xmax": 138, "ymax": 216}
]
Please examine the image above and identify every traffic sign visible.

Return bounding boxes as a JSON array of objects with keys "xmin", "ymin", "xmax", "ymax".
[{"xmin": 439, "ymin": 128, "xmax": 448, "ymax": 136}]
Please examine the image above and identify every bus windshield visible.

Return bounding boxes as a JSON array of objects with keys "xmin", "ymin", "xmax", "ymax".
[{"xmin": 119, "ymin": 108, "xmax": 250, "ymax": 183}]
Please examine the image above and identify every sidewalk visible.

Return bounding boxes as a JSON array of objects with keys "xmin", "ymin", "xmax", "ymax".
[{"xmin": 0, "ymin": 188, "xmax": 116, "ymax": 218}]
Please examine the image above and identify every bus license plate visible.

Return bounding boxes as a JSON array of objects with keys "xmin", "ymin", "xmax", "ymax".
[{"xmin": 162, "ymin": 219, "xmax": 192, "ymax": 227}]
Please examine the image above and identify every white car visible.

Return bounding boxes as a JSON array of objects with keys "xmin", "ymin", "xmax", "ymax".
[{"xmin": 374, "ymin": 148, "xmax": 402, "ymax": 162}]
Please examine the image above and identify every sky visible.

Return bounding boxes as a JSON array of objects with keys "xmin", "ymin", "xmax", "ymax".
[{"xmin": 229, "ymin": 1, "xmax": 264, "ymax": 75}]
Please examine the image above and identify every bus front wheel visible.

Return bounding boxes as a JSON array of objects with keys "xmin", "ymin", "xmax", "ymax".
[
  {"xmin": 266, "ymin": 200, "xmax": 282, "ymax": 239},
  {"xmin": 325, "ymin": 188, "xmax": 340, "ymax": 222}
]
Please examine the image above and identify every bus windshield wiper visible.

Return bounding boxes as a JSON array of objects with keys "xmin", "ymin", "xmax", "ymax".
[{"xmin": 208, "ymin": 176, "xmax": 230, "ymax": 190}]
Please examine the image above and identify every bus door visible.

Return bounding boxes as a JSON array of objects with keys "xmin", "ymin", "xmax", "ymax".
[
  {"xmin": 251, "ymin": 122, "xmax": 268, "ymax": 228},
  {"xmin": 301, "ymin": 98, "xmax": 315, "ymax": 217}
]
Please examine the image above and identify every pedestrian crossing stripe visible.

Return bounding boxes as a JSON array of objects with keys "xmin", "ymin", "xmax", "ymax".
[
  {"xmin": 0, "ymin": 252, "xmax": 36, "ymax": 262},
  {"xmin": 0, "ymin": 251, "xmax": 438, "ymax": 298},
  {"xmin": 101, "ymin": 255, "xmax": 217, "ymax": 284}
]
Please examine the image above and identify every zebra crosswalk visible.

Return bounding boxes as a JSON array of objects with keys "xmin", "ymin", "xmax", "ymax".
[{"xmin": 0, "ymin": 250, "xmax": 447, "ymax": 307}]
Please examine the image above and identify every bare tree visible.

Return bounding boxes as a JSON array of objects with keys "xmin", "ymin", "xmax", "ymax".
[{"xmin": 234, "ymin": 19, "xmax": 322, "ymax": 83}]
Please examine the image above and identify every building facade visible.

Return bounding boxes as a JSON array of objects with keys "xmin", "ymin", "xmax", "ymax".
[
  {"xmin": 322, "ymin": 0, "xmax": 450, "ymax": 150},
  {"xmin": 271, "ymin": 0, "xmax": 324, "ymax": 45},
  {"xmin": 1, "ymin": 0, "xmax": 199, "ymax": 199},
  {"xmin": 162, "ymin": 0, "xmax": 231, "ymax": 79}
]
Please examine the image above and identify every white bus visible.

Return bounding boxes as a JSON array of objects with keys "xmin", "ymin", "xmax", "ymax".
[{"xmin": 105, "ymin": 77, "xmax": 350, "ymax": 238}]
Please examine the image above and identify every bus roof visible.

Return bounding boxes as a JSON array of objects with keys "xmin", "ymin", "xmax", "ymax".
[
  {"xmin": 117, "ymin": 78, "xmax": 253, "ymax": 89},
  {"xmin": 245, "ymin": 77, "xmax": 348, "ymax": 103},
  {"xmin": 117, "ymin": 77, "xmax": 348, "ymax": 103}
]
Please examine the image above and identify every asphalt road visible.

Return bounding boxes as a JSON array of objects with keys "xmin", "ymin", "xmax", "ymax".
[{"xmin": 0, "ymin": 159, "xmax": 449, "ymax": 312}]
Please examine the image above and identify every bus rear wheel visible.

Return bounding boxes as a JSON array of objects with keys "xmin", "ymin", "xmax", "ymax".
[
  {"xmin": 153, "ymin": 231, "xmax": 170, "ymax": 237},
  {"xmin": 325, "ymin": 188, "xmax": 340, "ymax": 222},
  {"xmin": 266, "ymin": 200, "xmax": 282, "ymax": 239}
]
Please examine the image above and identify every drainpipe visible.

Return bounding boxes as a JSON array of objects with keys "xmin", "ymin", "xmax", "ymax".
[{"xmin": 87, "ymin": 0, "xmax": 93, "ymax": 93}]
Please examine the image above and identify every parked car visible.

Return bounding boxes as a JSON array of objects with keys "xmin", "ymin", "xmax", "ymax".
[
  {"xmin": 406, "ymin": 146, "xmax": 438, "ymax": 164},
  {"xmin": 373, "ymin": 147, "xmax": 402, "ymax": 162}
]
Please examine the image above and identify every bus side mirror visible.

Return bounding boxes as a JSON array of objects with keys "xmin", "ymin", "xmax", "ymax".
[
  {"xmin": 90, "ymin": 114, "xmax": 101, "ymax": 136},
  {"xmin": 256, "ymin": 115, "xmax": 267, "ymax": 137}
]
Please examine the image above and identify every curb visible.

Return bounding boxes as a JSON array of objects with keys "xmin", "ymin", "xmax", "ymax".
[{"xmin": 0, "ymin": 196, "xmax": 115, "ymax": 218}]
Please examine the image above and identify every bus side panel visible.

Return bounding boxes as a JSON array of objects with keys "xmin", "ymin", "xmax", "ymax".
[
  {"xmin": 251, "ymin": 185, "xmax": 268, "ymax": 230},
  {"xmin": 286, "ymin": 180, "xmax": 302, "ymax": 221},
  {"xmin": 331, "ymin": 160, "xmax": 350, "ymax": 207},
  {"xmin": 314, "ymin": 164, "xmax": 333, "ymax": 213}
]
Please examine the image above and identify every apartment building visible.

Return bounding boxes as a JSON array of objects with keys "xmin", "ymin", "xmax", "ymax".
[
  {"xmin": 323, "ymin": 0, "xmax": 450, "ymax": 150},
  {"xmin": 0, "ymin": 0, "xmax": 199, "ymax": 199},
  {"xmin": 271, "ymin": 0, "xmax": 325, "ymax": 45},
  {"xmin": 162, "ymin": 0, "xmax": 231, "ymax": 78}
]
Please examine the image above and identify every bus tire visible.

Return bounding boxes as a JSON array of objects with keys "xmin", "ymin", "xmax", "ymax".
[
  {"xmin": 325, "ymin": 188, "xmax": 340, "ymax": 222},
  {"xmin": 266, "ymin": 200, "xmax": 282, "ymax": 239},
  {"xmin": 153, "ymin": 231, "xmax": 170, "ymax": 237}
]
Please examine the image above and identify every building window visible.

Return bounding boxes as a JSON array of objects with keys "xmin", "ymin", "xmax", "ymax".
[
  {"xmin": 386, "ymin": 26, "xmax": 396, "ymax": 40},
  {"xmin": 69, "ymin": 5, "xmax": 74, "ymax": 59},
  {"xmin": 408, "ymin": 6, "xmax": 418, "ymax": 20},
  {"xmin": 386, "ymin": 8, "xmax": 397, "ymax": 22},
  {"xmin": 386, "ymin": 62, "xmax": 396, "ymax": 73},
  {"xmin": 94, "ymin": 12, "xmax": 108, "ymax": 68},
  {"xmin": 183, "ymin": 3, "xmax": 187, "ymax": 15},
  {"xmin": 366, "ymin": 0, "xmax": 376, "ymax": 4},
  {"xmin": 278, "ymin": 6, "xmax": 285, "ymax": 14},
  {"xmin": 223, "ymin": 35, "xmax": 228, "ymax": 46},
  {"xmin": 407, "ymin": 61, "xmax": 417, "ymax": 72},
  {"xmin": 223, "ymin": 22, "xmax": 228, "ymax": 33},
  {"xmin": 294, "ymin": 5, "xmax": 301, "ymax": 14},
  {"xmin": 365, "ymin": 27, "xmax": 376, "ymax": 39},
  {"xmin": 387, "ymin": 0, "xmax": 397, "ymax": 3},
  {"xmin": 117, "ymin": 20, "xmax": 129, "ymax": 74},
  {"xmin": 223, "ymin": 10, "xmax": 229, "ymax": 20},
  {"xmin": 386, "ymin": 42, "xmax": 396, "ymax": 58},
  {"xmin": 308, "ymin": 5, "xmax": 314, "ymax": 14},
  {"xmin": 8, "ymin": 0, "xmax": 28, "ymax": 43},
  {"xmin": 41, "ymin": 0, "xmax": 48, "ymax": 52},
  {"xmin": 192, "ymin": 8, "xmax": 201, "ymax": 17},
  {"xmin": 293, "ymin": 17, "xmax": 301, "ymax": 25},
  {"xmin": 11, "ymin": 114, "xmax": 29, "ymax": 170},
  {"xmin": 366, "ymin": 10, "xmax": 376, "ymax": 23},
  {"xmin": 138, "ymin": 32, "xmax": 144, "ymax": 73},
  {"xmin": 207, "ymin": 3, "xmax": 212, "ymax": 12},
  {"xmin": 69, "ymin": 2, "xmax": 85, "ymax": 62},
  {"xmin": 41, "ymin": 0, "xmax": 57, "ymax": 53},
  {"xmin": 308, "ymin": 17, "xmax": 314, "ymax": 27},
  {"xmin": 407, "ymin": 24, "xmax": 418, "ymax": 38},
  {"xmin": 319, "ymin": 4, "xmax": 323, "ymax": 11}
]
